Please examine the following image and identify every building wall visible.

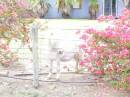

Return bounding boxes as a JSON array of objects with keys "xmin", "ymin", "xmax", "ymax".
[
  {"xmin": 44, "ymin": 0, "xmax": 125, "ymax": 19},
  {"xmin": 117, "ymin": 0, "xmax": 125, "ymax": 16}
]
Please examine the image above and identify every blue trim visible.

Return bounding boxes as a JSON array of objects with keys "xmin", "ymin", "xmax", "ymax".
[{"xmin": 43, "ymin": 0, "xmax": 124, "ymax": 19}]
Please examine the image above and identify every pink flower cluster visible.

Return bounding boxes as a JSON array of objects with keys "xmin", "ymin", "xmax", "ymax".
[
  {"xmin": 127, "ymin": 76, "xmax": 130, "ymax": 83},
  {"xmin": 0, "ymin": 0, "xmax": 36, "ymax": 67},
  {"xmin": 0, "ymin": 44, "xmax": 10, "ymax": 51},
  {"xmin": 78, "ymin": 8, "xmax": 130, "ymax": 91},
  {"xmin": 97, "ymin": 15, "xmax": 114, "ymax": 22},
  {"xmin": 16, "ymin": 0, "xmax": 29, "ymax": 9},
  {"xmin": 0, "ymin": 3, "xmax": 7, "ymax": 15},
  {"xmin": 0, "ymin": 44, "xmax": 18, "ymax": 66},
  {"xmin": 78, "ymin": 8, "xmax": 130, "ymax": 76},
  {"xmin": 120, "ymin": 49, "xmax": 129, "ymax": 58}
]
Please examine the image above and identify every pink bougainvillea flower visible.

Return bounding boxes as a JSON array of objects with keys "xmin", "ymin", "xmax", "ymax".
[
  {"xmin": 79, "ymin": 61, "xmax": 86, "ymax": 66},
  {"xmin": 123, "ymin": 8, "xmax": 130, "ymax": 16},
  {"xmin": 126, "ymin": 28, "xmax": 130, "ymax": 33},
  {"xmin": 94, "ymin": 70, "xmax": 104, "ymax": 76},
  {"xmin": 105, "ymin": 26, "xmax": 118, "ymax": 38},
  {"xmin": 0, "ymin": 3, "xmax": 7, "ymax": 15},
  {"xmin": 79, "ymin": 44, "xmax": 86, "ymax": 49},
  {"xmin": 121, "ymin": 25, "xmax": 128, "ymax": 30},
  {"xmin": 0, "ymin": 44, "xmax": 10, "ymax": 51},
  {"xmin": 121, "ymin": 34, "xmax": 130, "ymax": 41},
  {"xmin": 89, "ymin": 66, "xmax": 95, "ymax": 72},
  {"xmin": 88, "ymin": 28, "xmax": 97, "ymax": 34},
  {"xmin": 126, "ymin": 88, "xmax": 130, "ymax": 91},
  {"xmin": 119, "ymin": 15, "xmax": 128, "ymax": 21},
  {"xmin": 120, "ymin": 49, "xmax": 129, "ymax": 57},
  {"xmin": 97, "ymin": 15, "xmax": 114, "ymax": 22},
  {"xmin": 96, "ymin": 61, "xmax": 103, "ymax": 67},
  {"xmin": 0, "ymin": 0, "xmax": 36, "ymax": 67},
  {"xmin": 107, "ymin": 15, "xmax": 114, "ymax": 20},
  {"xmin": 83, "ymin": 28, "xmax": 96, "ymax": 34},
  {"xmin": 16, "ymin": 0, "xmax": 29, "ymax": 9},
  {"xmin": 127, "ymin": 76, "xmax": 130, "ymax": 83},
  {"xmin": 80, "ymin": 34, "xmax": 88, "ymax": 40},
  {"xmin": 77, "ymin": 8, "xmax": 130, "ymax": 91},
  {"xmin": 97, "ymin": 15, "xmax": 106, "ymax": 22}
]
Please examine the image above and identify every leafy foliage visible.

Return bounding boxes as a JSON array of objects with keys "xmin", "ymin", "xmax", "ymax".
[
  {"xmin": 27, "ymin": 0, "xmax": 51, "ymax": 17},
  {"xmin": 89, "ymin": 0, "xmax": 99, "ymax": 19},
  {"xmin": 56, "ymin": 0, "xmax": 80, "ymax": 18},
  {"xmin": 0, "ymin": 0, "xmax": 36, "ymax": 66}
]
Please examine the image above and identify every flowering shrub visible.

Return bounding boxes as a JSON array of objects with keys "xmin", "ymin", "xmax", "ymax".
[
  {"xmin": 0, "ymin": 0, "xmax": 36, "ymax": 66},
  {"xmin": 78, "ymin": 8, "xmax": 130, "ymax": 91},
  {"xmin": 0, "ymin": 44, "xmax": 18, "ymax": 67}
]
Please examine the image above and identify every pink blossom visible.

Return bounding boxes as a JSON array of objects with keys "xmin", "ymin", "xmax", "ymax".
[
  {"xmin": 121, "ymin": 25, "xmax": 128, "ymax": 30},
  {"xmin": 107, "ymin": 15, "xmax": 114, "ymax": 20},
  {"xmin": 120, "ymin": 49, "xmax": 129, "ymax": 56},
  {"xmin": 123, "ymin": 8, "xmax": 130, "ymax": 16},
  {"xmin": 97, "ymin": 15, "xmax": 106, "ymax": 22},
  {"xmin": 0, "ymin": 44, "xmax": 10, "ymax": 51},
  {"xmin": 77, "ymin": 8, "xmax": 130, "ymax": 89},
  {"xmin": 97, "ymin": 15, "xmax": 114, "ymax": 22},
  {"xmin": 105, "ymin": 29, "xmax": 118, "ymax": 38},
  {"xmin": 126, "ymin": 28, "xmax": 130, "ymax": 33},
  {"xmin": 84, "ymin": 48, "xmax": 91, "ymax": 54},
  {"xmin": 80, "ymin": 34, "xmax": 88, "ymax": 40},
  {"xmin": 90, "ymin": 55, "xmax": 97, "ymax": 60},
  {"xmin": 89, "ymin": 67, "xmax": 95, "ymax": 72},
  {"xmin": 16, "ymin": 0, "xmax": 29, "ymax": 9},
  {"xmin": 119, "ymin": 15, "xmax": 128, "ymax": 21},
  {"xmin": 0, "ymin": 3, "xmax": 7, "ymax": 15},
  {"xmin": 79, "ymin": 61, "xmax": 86, "ymax": 66},
  {"xmin": 84, "ymin": 28, "xmax": 96, "ymax": 34},
  {"xmin": 121, "ymin": 34, "xmax": 130, "ymax": 41},
  {"xmin": 94, "ymin": 70, "xmax": 104, "ymax": 75},
  {"xmin": 96, "ymin": 61, "xmax": 103, "ymax": 67},
  {"xmin": 127, "ymin": 76, "xmax": 130, "ymax": 83},
  {"xmin": 79, "ymin": 44, "xmax": 86, "ymax": 49}
]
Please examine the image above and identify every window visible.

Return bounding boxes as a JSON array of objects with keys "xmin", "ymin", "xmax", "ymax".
[
  {"xmin": 103, "ymin": 0, "xmax": 117, "ymax": 16},
  {"xmin": 73, "ymin": 0, "xmax": 82, "ymax": 8}
]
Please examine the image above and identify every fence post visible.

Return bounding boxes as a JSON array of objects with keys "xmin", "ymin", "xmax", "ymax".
[{"xmin": 31, "ymin": 23, "xmax": 39, "ymax": 88}]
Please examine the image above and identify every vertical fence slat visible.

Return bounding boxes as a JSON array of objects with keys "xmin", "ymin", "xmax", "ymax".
[{"xmin": 31, "ymin": 23, "xmax": 39, "ymax": 88}]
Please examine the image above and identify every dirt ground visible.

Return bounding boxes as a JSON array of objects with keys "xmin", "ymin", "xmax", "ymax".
[{"xmin": 0, "ymin": 73, "xmax": 129, "ymax": 97}]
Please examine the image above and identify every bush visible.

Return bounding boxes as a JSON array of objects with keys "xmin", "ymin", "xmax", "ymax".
[
  {"xmin": 78, "ymin": 8, "xmax": 130, "ymax": 92},
  {"xmin": 0, "ymin": 0, "xmax": 36, "ymax": 66}
]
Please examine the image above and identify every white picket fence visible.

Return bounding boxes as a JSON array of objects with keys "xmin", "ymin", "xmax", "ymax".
[{"xmin": 9, "ymin": 20, "xmax": 110, "ymax": 88}]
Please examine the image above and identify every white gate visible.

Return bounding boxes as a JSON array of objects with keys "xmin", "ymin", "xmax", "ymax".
[
  {"xmin": 30, "ymin": 20, "xmax": 83, "ymax": 88},
  {"xmin": 30, "ymin": 20, "xmax": 109, "ymax": 88}
]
